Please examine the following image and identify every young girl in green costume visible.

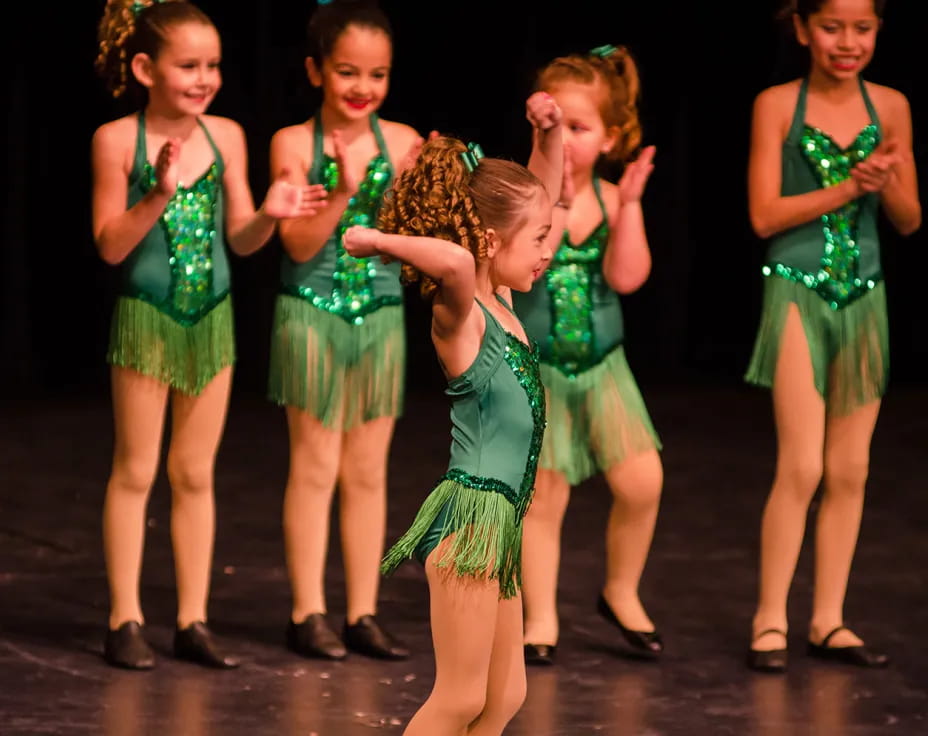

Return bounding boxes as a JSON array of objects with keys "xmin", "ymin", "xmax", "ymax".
[
  {"xmin": 513, "ymin": 45, "xmax": 664, "ymax": 665},
  {"xmin": 349, "ymin": 94, "xmax": 563, "ymax": 736},
  {"xmin": 745, "ymin": 0, "xmax": 920, "ymax": 672},
  {"xmin": 268, "ymin": 0, "xmax": 425, "ymax": 661},
  {"xmin": 92, "ymin": 0, "xmax": 323, "ymax": 669}
]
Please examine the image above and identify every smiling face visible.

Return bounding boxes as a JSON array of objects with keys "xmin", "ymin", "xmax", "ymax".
[
  {"xmin": 136, "ymin": 21, "xmax": 222, "ymax": 115},
  {"xmin": 307, "ymin": 24, "xmax": 392, "ymax": 122},
  {"xmin": 795, "ymin": 0, "xmax": 880, "ymax": 81},
  {"xmin": 489, "ymin": 187, "xmax": 553, "ymax": 292}
]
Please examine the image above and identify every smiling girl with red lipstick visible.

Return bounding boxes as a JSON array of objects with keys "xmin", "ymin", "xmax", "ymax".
[
  {"xmin": 745, "ymin": 0, "xmax": 921, "ymax": 672},
  {"xmin": 267, "ymin": 0, "xmax": 425, "ymax": 662},
  {"xmin": 92, "ymin": 0, "xmax": 323, "ymax": 670}
]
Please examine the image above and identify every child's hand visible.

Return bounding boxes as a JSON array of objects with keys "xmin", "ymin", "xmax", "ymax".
[
  {"xmin": 851, "ymin": 139, "xmax": 902, "ymax": 193},
  {"xmin": 526, "ymin": 92, "xmax": 562, "ymax": 132},
  {"xmin": 343, "ymin": 225, "xmax": 381, "ymax": 258},
  {"xmin": 617, "ymin": 145, "xmax": 656, "ymax": 204},
  {"xmin": 262, "ymin": 170, "xmax": 328, "ymax": 219},
  {"xmin": 154, "ymin": 138, "xmax": 181, "ymax": 196},
  {"xmin": 332, "ymin": 129, "xmax": 359, "ymax": 195}
]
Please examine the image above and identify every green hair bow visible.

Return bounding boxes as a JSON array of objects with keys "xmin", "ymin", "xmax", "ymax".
[
  {"xmin": 590, "ymin": 44, "xmax": 618, "ymax": 58},
  {"xmin": 460, "ymin": 142, "xmax": 485, "ymax": 173}
]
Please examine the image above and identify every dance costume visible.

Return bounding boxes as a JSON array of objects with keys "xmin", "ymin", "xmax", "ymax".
[
  {"xmin": 513, "ymin": 179, "xmax": 660, "ymax": 486},
  {"xmin": 381, "ymin": 298, "xmax": 545, "ymax": 599},
  {"xmin": 746, "ymin": 77, "xmax": 888, "ymax": 414},
  {"xmin": 268, "ymin": 114, "xmax": 404, "ymax": 429},
  {"xmin": 107, "ymin": 111, "xmax": 234, "ymax": 395}
]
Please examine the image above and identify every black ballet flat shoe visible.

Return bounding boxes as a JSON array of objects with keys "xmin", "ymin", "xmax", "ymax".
[
  {"xmin": 596, "ymin": 594, "xmax": 663, "ymax": 658},
  {"xmin": 287, "ymin": 614, "xmax": 347, "ymax": 660},
  {"xmin": 173, "ymin": 622, "xmax": 240, "ymax": 669},
  {"xmin": 807, "ymin": 626, "xmax": 890, "ymax": 669},
  {"xmin": 747, "ymin": 628, "xmax": 788, "ymax": 673},
  {"xmin": 524, "ymin": 643, "xmax": 557, "ymax": 666},
  {"xmin": 343, "ymin": 615, "xmax": 410, "ymax": 661},
  {"xmin": 104, "ymin": 621, "xmax": 155, "ymax": 670}
]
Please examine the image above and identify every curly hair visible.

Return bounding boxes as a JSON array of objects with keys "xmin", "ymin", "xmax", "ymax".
[
  {"xmin": 95, "ymin": 0, "xmax": 214, "ymax": 98},
  {"xmin": 378, "ymin": 137, "xmax": 545, "ymax": 300},
  {"xmin": 537, "ymin": 45, "xmax": 642, "ymax": 163}
]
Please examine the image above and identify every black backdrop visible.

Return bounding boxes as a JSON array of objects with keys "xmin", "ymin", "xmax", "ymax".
[{"xmin": 2, "ymin": 1, "xmax": 925, "ymax": 399}]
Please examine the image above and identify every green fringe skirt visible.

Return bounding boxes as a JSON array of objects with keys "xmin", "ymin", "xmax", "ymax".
[
  {"xmin": 381, "ymin": 473, "xmax": 526, "ymax": 600},
  {"xmin": 268, "ymin": 294, "xmax": 405, "ymax": 430},
  {"xmin": 539, "ymin": 346, "xmax": 661, "ymax": 486},
  {"xmin": 106, "ymin": 295, "xmax": 235, "ymax": 396},
  {"xmin": 745, "ymin": 276, "xmax": 889, "ymax": 415}
]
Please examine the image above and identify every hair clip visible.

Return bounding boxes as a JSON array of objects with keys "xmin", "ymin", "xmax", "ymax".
[
  {"xmin": 131, "ymin": 0, "xmax": 168, "ymax": 18},
  {"xmin": 460, "ymin": 142, "xmax": 485, "ymax": 173},
  {"xmin": 461, "ymin": 143, "xmax": 484, "ymax": 172},
  {"xmin": 589, "ymin": 44, "xmax": 618, "ymax": 58},
  {"xmin": 318, "ymin": 0, "xmax": 334, "ymax": 5}
]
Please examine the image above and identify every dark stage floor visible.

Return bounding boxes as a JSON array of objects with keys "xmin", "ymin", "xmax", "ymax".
[{"xmin": 1, "ymin": 384, "xmax": 926, "ymax": 735}]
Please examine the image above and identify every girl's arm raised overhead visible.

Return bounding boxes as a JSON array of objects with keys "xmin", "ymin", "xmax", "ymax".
[
  {"xmin": 526, "ymin": 92, "xmax": 564, "ymax": 203},
  {"xmin": 748, "ymin": 87, "xmax": 862, "ymax": 240},
  {"xmin": 344, "ymin": 226, "xmax": 475, "ymax": 338},
  {"xmin": 92, "ymin": 121, "xmax": 173, "ymax": 265},
  {"xmin": 219, "ymin": 118, "xmax": 327, "ymax": 257}
]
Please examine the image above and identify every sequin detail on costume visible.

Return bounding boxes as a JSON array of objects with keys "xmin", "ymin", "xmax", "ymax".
[
  {"xmin": 144, "ymin": 162, "xmax": 221, "ymax": 323},
  {"xmin": 766, "ymin": 124, "xmax": 880, "ymax": 310},
  {"xmin": 308, "ymin": 153, "xmax": 397, "ymax": 325},
  {"xmin": 545, "ymin": 222, "xmax": 609, "ymax": 375},
  {"xmin": 502, "ymin": 335, "xmax": 547, "ymax": 518}
]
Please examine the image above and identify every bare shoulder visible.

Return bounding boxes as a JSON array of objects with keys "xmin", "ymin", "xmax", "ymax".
[
  {"xmin": 864, "ymin": 81, "xmax": 912, "ymax": 121},
  {"xmin": 754, "ymin": 80, "xmax": 802, "ymax": 117},
  {"xmin": 378, "ymin": 118, "xmax": 421, "ymax": 154},
  {"xmin": 200, "ymin": 114, "xmax": 246, "ymax": 147},
  {"xmin": 271, "ymin": 120, "xmax": 314, "ymax": 150},
  {"xmin": 92, "ymin": 114, "xmax": 136, "ymax": 150}
]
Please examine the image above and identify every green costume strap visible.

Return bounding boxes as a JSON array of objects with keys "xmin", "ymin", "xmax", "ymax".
[
  {"xmin": 107, "ymin": 110, "xmax": 234, "ymax": 395},
  {"xmin": 381, "ymin": 298, "xmax": 546, "ymax": 599}
]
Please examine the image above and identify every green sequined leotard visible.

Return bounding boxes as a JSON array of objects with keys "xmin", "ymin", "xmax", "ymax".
[
  {"xmin": 268, "ymin": 114, "xmax": 405, "ymax": 429},
  {"xmin": 513, "ymin": 180, "xmax": 660, "ymax": 485},
  {"xmin": 746, "ymin": 78, "xmax": 890, "ymax": 414},
  {"xmin": 107, "ymin": 111, "xmax": 235, "ymax": 395},
  {"xmin": 381, "ymin": 298, "xmax": 546, "ymax": 600}
]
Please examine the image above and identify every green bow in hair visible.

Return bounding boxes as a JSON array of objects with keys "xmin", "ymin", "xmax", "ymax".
[
  {"xmin": 590, "ymin": 44, "xmax": 618, "ymax": 58},
  {"xmin": 131, "ymin": 0, "xmax": 169, "ymax": 18},
  {"xmin": 460, "ymin": 142, "xmax": 485, "ymax": 173}
]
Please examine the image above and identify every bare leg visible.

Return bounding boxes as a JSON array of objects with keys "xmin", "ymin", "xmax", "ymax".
[
  {"xmin": 167, "ymin": 366, "xmax": 232, "ymax": 628},
  {"xmin": 282, "ymin": 408, "xmax": 342, "ymax": 621},
  {"xmin": 752, "ymin": 305, "xmax": 826, "ymax": 651},
  {"xmin": 337, "ymin": 416, "xmax": 396, "ymax": 623},
  {"xmin": 601, "ymin": 449, "xmax": 663, "ymax": 631},
  {"xmin": 521, "ymin": 469, "xmax": 570, "ymax": 645},
  {"xmin": 103, "ymin": 367, "xmax": 169, "ymax": 629},
  {"xmin": 403, "ymin": 547, "xmax": 500, "ymax": 736},
  {"xmin": 466, "ymin": 594, "xmax": 527, "ymax": 735},
  {"xmin": 810, "ymin": 400, "xmax": 880, "ymax": 646}
]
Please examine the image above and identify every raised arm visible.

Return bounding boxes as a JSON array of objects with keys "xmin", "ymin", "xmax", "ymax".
[
  {"xmin": 526, "ymin": 92, "xmax": 564, "ymax": 203},
  {"xmin": 92, "ymin": 121, "xmax": 173, "ymax": 265},
  {"xmin": 602, "ymin": 146, "xmax": 655, "ymax": 294},
  {"xmin": 748, "ymin": 88, "xmax": 862, "ymax": 240}
]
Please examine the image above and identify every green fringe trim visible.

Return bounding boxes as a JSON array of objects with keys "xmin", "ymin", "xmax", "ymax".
[
  {"xmin": 268, "ymin": 294, "xmax": 405, "ymax": 430},
  {"xmin": 381, "ymin": 476, "xmax": 524, "ymax": 600},
  {"xmin": 540, "ymin": 346, "xmax": 661, "ymax": 485},
  {"xmin": 745, "ymin": 276, "xmax": 889, "ymax": 416},
  {"xmin": 107, "ymin": 295, "xmax": 235, "ymax": 396}
]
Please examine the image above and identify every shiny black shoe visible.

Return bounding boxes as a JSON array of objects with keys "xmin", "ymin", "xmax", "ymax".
[
  {"xmin": 287, "ymin": 614, "xmax": 347, "ymax": 660},
  {"xmin": 524, "ymin": 643, "xmax": 557, "ymax": 666},
  {"xmin": 173, "ymin": 622, "xmax": 240, "ymax": 669},
  {"xmin": 747, "ymin": 628, "xmax": 788, "ymax": 673},
  {"xmin": 597, "ymin": 594, "xmax": 663, "ymax": 658},
  {"xmin": 104, "ymin": 621, "xmax": 155, "ymax": 670},
  {"xmin": 807, "ymin": 626, "xmax": 890, "ymax": 668},
  {"xmin": 344, "ymin": 615, "xmax": 410, "ymax": 661}
]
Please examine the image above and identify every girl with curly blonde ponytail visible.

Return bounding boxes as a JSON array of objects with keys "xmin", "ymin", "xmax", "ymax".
[
  {"xmin": 91, "ymin": 0, "xmax": 325, "ymax": 670},
  {"xmin": 343, "ymin": 93, "xmax": 563, "ymax": 735},
  {"xmin": 513, "ymin": 44, "xmax": 664, "ymax": 667}
]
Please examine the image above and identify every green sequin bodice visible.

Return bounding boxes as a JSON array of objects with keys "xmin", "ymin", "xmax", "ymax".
[
  {"xmin": 514, "ymin": 180, "xmax": 624, "ymax": 376},
  {"xmin": 120, "ymin": 112, "xmax": 230, "ymax": 325},
  {"xmin": 765, "ymin": 78, "xmax": 883, "ymax": 310},
  {"xmin": 442, "ymin": 299, "xmax": 546, "ymax": 517},
  {"xmin": 280, "ymin": 114, "xmax": 402, "ymax": 325}
]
